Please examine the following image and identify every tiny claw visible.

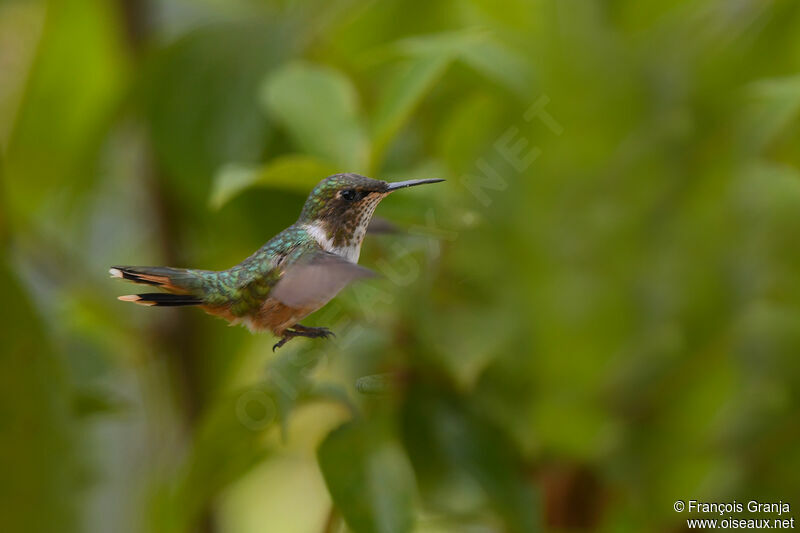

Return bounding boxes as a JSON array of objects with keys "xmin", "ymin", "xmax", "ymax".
[
  {"xmin": 316, "ymin": 327, "xmax": 335, "ymax": 339},
  {"xmin": 272, "ymin": 337, "xmax": 289, "ymax": 351}
]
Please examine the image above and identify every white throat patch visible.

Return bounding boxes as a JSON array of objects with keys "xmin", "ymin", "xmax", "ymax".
[{"xmin": 304, "ymin": 222, "xmax": 361, "ymax": 263}]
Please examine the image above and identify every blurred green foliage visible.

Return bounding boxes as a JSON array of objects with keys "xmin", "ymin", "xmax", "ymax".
[{"xmin": 2, "ymin": 0, "xmax": 800, "ymax": 532}]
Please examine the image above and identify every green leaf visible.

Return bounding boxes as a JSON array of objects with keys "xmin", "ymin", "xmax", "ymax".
[
  {"xmin": 209, "ymin": 154, "xmax": 337, "ymax": 209},
  {"xmin": 401, "ymin": 385, "xmax": 539, "ymax": 533},
  {"xmin": 393, "ymin": 30, "xmax": 485, "ymax": 58},
  {"xmin": 457, "ymin": 37, "xmax": 534, "ymax": 96},
  {"xmin": 741, "ymin": 75, "xmax": 800, "ymax": 152},
  {"xmin": 371, "ymin": 54, "xmax": 452, "ymax": 162},
  {"xmin": 424, "ymin": 306, "xmax": 515, "ymax": 389},
  {"xmin": 318, "ymin": 419, "xmax": 416, "ymax": 533},
  {"xmin": 392, "ymin": 30, "xmax": 534, "ymax": 95},
  {"xmin": 261, "ymin": 62, "xmax": 370, "ymax": 170}
]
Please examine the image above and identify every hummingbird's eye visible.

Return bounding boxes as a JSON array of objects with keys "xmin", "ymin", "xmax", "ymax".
[{"xmin": 341, "ymin": 189, "xmax": 358, "ymax": 201}]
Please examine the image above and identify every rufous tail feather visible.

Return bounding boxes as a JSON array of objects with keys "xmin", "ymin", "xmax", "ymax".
[
  {"xmin": 110, "ymin": 266, "xmax": 201, "ymax": 293},
  {"xmin": 111, "ymin": 266, "xmax": 206, "ymax": 306}
]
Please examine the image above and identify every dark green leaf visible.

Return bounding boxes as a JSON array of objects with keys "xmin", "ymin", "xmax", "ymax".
[
  {"xmin": 318, "ymin": 418, "xmax": 416, "ymax": 533},
  {"xmin": 401, "ymin": 384, "xmax": 539, "ymax": 533}
]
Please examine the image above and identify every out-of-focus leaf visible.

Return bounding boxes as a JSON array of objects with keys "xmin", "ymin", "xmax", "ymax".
[
  {"xmin": 457, "ymin": 36, "xmax": 534, "ymax": 96},
  {"xmin": 150, "ymin": 347, "xmax": 353, "ymax": 532},
  {"xmin": 209, "ymin": 154, "xmax": 336, "ymax": 209},
  {"xmin": 401, "ymin": 384, "xmax": 539, "ymax": 533},
  {"xmin": 4, "ymin": 0, "xmax": 125, "ymax": 222},
  {"xmin": 741, "ymin": 75, "xmax": 800, "ymax": 152},
  {"xmin": 735, "ymin": 161, "xmax": 800, "ymax": 222},
  {"xmin": 240, "ymin": 343, "xmax": 352, "ymax": 440},
  {"xmin": 424, "ymin": 306, "xmax": 517, "ymax": 389},
  {"xmin": 71, "ymin": 387, "xmax": 128, "ymax": 417},
  {"xmin": 393, "ymin": 30, "xmax": 485, "ymax": 58},
  {"xmin": 0, "ymin": 256, "xmax": 80, "ymax": 533},
  {"xmin": 462, "ymin": 0, "xmax": 537, "ymax": 31},
  {"xmin": 371, "ymin": 54, "xmax": 451, "ymax": 162},
  {"xmin": 261, "ymin": 62, "xmax": 370, "ymax": 170},
  {"xmin": 0, "ymin": 153, "xmax": 6, "ymax": 242},
  {"xmin": 392, "ymin": 30, "xmax": 534, "ymax": 95},
  {"xmin": 144, "ymin": 21, "xmax": 292, "ymax": 204},
  {"xmin": 303, "ymin": 382, "xmax": 358, "ymax": 414},
  {"xmin": 0, "ymin": 1, "xmax": 45, "ymax": 144},
  {"xmin": 355, "ymin": 373, "xmax": 406, "ymax": 395},
  {"xmin": 266, "ymin": 344, "xmax": 331, "ymax": 438},
  {"xmin": 437, "ymin": 91, "xmax": 505, "ymax": 174},
  {"xmin": 149, "ymin": 385, "xmax": 279, "ymax": 533},
  {"xmin": 318, "ymin": 418, "xmax": 416, "ymax": 533}
]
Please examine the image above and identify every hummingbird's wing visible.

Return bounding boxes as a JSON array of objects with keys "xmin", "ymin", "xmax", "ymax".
[
  {"xmin": 271, "ymin": 251, "xmax": 376, "ymax": 309},
  {"xmin": 366, "ymin": 216, "xmax": 398, "ymax": 234}
]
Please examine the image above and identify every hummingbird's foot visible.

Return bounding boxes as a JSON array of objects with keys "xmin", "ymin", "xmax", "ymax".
[
  {"xmin": 272, "ymin": 325, "xmax": 335, "ymax": 351},
  {"xmin": 292, "ymin": 324, "xmax": 335, "ymax": 339}
]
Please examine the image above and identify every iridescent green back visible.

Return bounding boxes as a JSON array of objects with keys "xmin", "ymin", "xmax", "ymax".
[{"xmin": 192, "ymin": 225, "xmax": 321, "ymax": 315}]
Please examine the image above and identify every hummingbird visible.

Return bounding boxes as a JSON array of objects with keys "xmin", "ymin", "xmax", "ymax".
[{"xmin": 111, "ymin": 173, "xmax": 444, "ymax": 350}]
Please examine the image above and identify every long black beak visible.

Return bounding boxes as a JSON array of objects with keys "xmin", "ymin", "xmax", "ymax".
[{"xmin": 386, "ymin": 178, "xmax": 445, "ymax": 192}]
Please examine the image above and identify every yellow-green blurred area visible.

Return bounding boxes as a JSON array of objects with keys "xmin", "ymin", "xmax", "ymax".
[{"xmin": 3, "ymin": 0, "xmax": 800, "ymax": 532}]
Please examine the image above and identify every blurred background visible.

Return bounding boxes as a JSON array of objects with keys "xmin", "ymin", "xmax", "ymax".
[{"xmin": 2, "ymin": 0, "xmax": 800, "ymax": 532}]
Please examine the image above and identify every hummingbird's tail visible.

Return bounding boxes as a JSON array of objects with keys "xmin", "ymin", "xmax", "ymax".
[
  {"xmin": 117, "ymin": 292, "xmax": 204, "ymax": 307},
  {"xmin": 110, "ymin": 266, "xmax": 206, "ymax": 307}
]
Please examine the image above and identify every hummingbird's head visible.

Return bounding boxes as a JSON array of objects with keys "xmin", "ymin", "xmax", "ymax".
[{"xmin": 298, "ymin": 173, "xmax": 443, "ymax": 261}]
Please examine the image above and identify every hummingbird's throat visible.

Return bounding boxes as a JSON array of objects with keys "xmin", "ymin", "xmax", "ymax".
[{"xmin": 304, "ymin": 193, "xmax": 386, "ymax": 263}]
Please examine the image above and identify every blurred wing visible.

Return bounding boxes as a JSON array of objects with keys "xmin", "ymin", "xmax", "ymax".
[
  {"xmin": 366, "ymin": 216, "xmax": 399, "ymax": 234},
  {"xmin": 271, "ymin": 252, "xmax": 376, "ymax": 308}
]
